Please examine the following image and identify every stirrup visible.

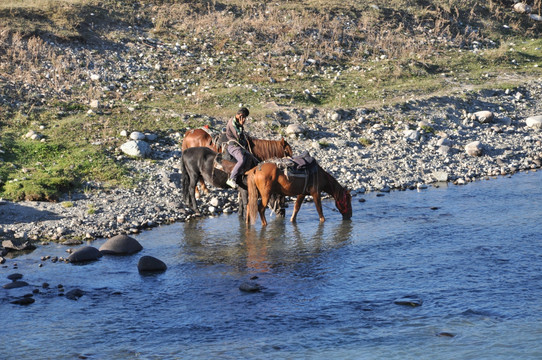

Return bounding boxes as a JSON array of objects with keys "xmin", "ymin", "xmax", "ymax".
[{"xmin": 226, "ymin": 178, "xmax": 237, "ymax": 188}]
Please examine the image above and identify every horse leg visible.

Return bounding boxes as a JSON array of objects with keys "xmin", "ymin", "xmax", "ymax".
[
  {"xmin": 312, "ymin": 192, "xmax": 325, "ymax": 222},
  {"xmin": 290, "ymin": 195, "xmax": 305, "ymax": 222},
  {"xmin": 189, "ymin": 176, "xmax": 200, "ymax": 213},
  {"xmin": 259, "ymin": 192, "xmax": 270, "ymax": 226}
]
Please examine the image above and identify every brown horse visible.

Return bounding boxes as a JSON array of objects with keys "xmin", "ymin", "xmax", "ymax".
[
  {"xmin": 181, "ymin": 127, "xmax": 293, "ymax": 196},
  {"xmin": 246, "ymin": 161, "xmax": 352, "ymax": 226},
  {"xmin": 182, "ymin": 128, "xmax": 219, "ymax": 153}
]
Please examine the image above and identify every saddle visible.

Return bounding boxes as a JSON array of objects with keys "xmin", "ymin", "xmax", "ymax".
[
  {"xmin": 264, "ymin": 152, "xmax": 317, "ymax": 195},
  {"xmin": 269, "ymin": 151, "xmax": 316, "ymax": 177}
]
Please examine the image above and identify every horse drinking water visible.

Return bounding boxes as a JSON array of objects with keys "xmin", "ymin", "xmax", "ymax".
[{"xmin": 246, "ymin": 157, "xmax": 352, "ymax": 226}]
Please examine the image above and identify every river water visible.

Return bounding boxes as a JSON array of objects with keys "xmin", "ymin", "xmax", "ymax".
[{"xmin": 2, "ymin": 171, "xmax": 542, "ymax": 359}]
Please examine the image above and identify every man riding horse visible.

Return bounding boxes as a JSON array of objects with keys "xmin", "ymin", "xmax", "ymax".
[{"xmin": 225, "ymin": 107, "xmax": 251, "ymax": 189}]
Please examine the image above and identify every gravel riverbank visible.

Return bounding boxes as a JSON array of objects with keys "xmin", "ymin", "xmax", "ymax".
[{"xmin": 1, "ymin": 80, "xmax": 541, "ymax": 249}]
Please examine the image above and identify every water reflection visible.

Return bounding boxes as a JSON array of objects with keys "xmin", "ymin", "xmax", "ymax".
[
  {"xmin": 180, "ymin": 213, "xmax": 354, "ymax": 274},
  {"xmin": 242, "ymin": 226, "xmax": 271, "ymax": 273}
]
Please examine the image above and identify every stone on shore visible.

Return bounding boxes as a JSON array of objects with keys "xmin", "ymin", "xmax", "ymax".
[
  {"xmin": 472, "ymin": 110, "xmax": 494, "ymax": 124},
  {"xmin": 2, "ymin": 239, "xmax": 36, "ymax": 252},
  {"xmin": 526, "ymin": 115, "xmax": 542, "ymax": 129},
  {"xmin": 285, "ymin": 124, "xmax": 306, "ymax": 136},
  {"xmin": 432, "ymin": 171, "xmax": 449, "ymax": 182},
  {"xmin": 129, "ymin": 131, "xmax": 146, "ymax": 140},
  {"xmin": 465, "ymin": 141, "xmax": 483, "ymax": 157},
  {"xmin": 513, "ymin": 3, "xmax": 531, "ymax": 14},
  {"xmin": 99, "ymin": 234, "xmax": 143, "ymax": 255},
  {"xmin": 138, "ymin": 256, "xmax": 167, "ymax": 273},
  {"xmin": 120, "ymin": 140, "xmax": 151, "ymax": 158},
  {"xmin": 68, "ymin": 246, "xmax": 103, "ymax": 263}
]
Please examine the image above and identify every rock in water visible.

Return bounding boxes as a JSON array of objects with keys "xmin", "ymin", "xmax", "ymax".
[
  {"xmin": 394, "ymin": 296, "xmax": 423, "ymax": 307},
  {"xmin": 68, "ymin": 246, "xmax": 103, "ymax": 263},
  {"xmin": 3, "ymin": 281, "xmax": 29, "ymax": 289},
  {"xmin": 137, "ymin": 256, "xmax": 167, "ymax": 273},
  {"xmin": 11, "ymin": 297, "xmax": 35, "ymax": 305},
  {"xmin": 99, "ymin": 234, "xmax": 143, "ymax": 255},
  {"xmin": 239, "ymin": 281, "xmax": 262, "ymax": 292},
  {"xmin": 65, "ymin": 289, "xmax": 85, "ymax": 300}
]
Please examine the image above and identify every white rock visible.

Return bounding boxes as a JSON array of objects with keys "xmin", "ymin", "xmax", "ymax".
[
  {"xmin": 210, "ymin": 197, "xmax": 220, "ymax": 207},
  {"xmin": 403, "ymin": 129, "xmax": 420, "ymax": 142},
  {"xmin": 418, "ymin": 120, "xmax": 431, "ymax": 128},
  {"xmin": 473, "ymin": 110, "xmax": 494, "ymax": 123},
  {"xmin": 90, "ymin": 74, "xmax": 101, "ymax": 81},
  {"xmin": 120, "ymin": 130, "xmax": 128, "ymax": 137},
  {"xmin": 24, "ymin": 130, "xmax": 37, "ymax": 138},
  {"xmin": 90, "ymin": 99, "xmax": 100, "ymax": 109},
  {"xmin": 465, "ymin": 141, "xmax": 483, "ymax": 157},
  {"xmin": 530, "ymin": 14, "xmax": 542, "ymax": 21},
  {"xmin": 286, "ymin": 123, "xmax": 306, "ymax": 136},
  {"xmin": 130, "ymin": 131, "xmax": 146, "ymax": 140},
  {"xmin": 432, "ymin": 171, "xmax": 449, "ymax": 182},
  {"xmin": 525, "ymin": 115, "xmax": 542, "ymax": 129},
  {"xmin": 330, "ymin": 112, "xmax": 341, "ymax": 121},
  {"xmin": 513, "ymin": 3, "xmax": 531, "ymax": 14},
  {"xmin": 120, "ymin": 140, "xmax": 151, "ymax": 158},
  {"xmin": 438, "ymin": 146, "xmax": 451, "ymax": 155}
]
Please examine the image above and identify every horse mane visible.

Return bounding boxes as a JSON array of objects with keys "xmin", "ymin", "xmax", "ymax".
[
  {"xmin": 319, "ymin": 165, "xmax": 346, "ymax": 198},
  {"xmin": 249, "ymin": 138, "xmax": 289, "ymax": 161}
]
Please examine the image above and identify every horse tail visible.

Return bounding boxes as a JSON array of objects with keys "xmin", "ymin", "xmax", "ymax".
[{"xmin": 247, "ymin": 168, "xmax": 259, "ymax": 225}]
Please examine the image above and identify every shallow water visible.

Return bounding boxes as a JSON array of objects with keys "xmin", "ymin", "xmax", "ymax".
[{"xmin": 2, "ymin": 171, "xmax": 542, "ymax": 359}]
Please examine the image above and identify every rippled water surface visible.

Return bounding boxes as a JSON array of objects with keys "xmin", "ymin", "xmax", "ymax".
[{"xmin": 2, "ymin": 171, "xmax": 542, "ymax": 359}]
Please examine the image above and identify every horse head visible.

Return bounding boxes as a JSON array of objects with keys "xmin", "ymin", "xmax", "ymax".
[
  {"xmin": 281, "ymin": 138, "xmax": 293, "ymax": 157},
  {"xmin": 335, "ymin": 189, "xmax": 352, "ymax": 220}
]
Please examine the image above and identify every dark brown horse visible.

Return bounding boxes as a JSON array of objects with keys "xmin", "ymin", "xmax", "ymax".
[
  {"xmin": 181, "ymin": 147, "xmax": 285, "ymax": 218},
  {"xmin": 181, "ymin": 127, "xmax": 293, "ymax": 196},
  {"xmin": 246, "ymin": 161, "xmax": 352, "ymax": 226}
]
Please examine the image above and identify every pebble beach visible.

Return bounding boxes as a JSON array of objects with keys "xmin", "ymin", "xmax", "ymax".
[{"xmin": 1, "ymin": 79, "xmax": 541, "ymax": 249}]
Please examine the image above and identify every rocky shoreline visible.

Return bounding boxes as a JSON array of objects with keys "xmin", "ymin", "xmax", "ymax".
[{"xmin": 1, "ymin": 80, "xmax": 541, "ymax": 252}]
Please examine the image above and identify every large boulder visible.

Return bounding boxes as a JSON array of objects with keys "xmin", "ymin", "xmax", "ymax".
[
  {"xmin": 99, "ymin": 234, "xmax": 142, "ymax": 255},
  {"xmin": 68, "ymin": 246, "xmax": 103, "ymax": 263},
  {"xmin": 120, "ymin": 140, "xmax": 151, "ymax": 158},
  {"xmin": 137, "ymin": 256, "xmax": 167, "ymax": 273}
]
